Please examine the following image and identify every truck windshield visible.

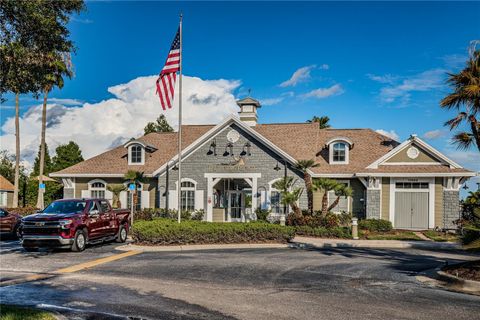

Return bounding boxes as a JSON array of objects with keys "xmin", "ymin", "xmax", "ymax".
[{"xmin": 42, "ymin": 201, "xmax": 87, "ymax": 214}]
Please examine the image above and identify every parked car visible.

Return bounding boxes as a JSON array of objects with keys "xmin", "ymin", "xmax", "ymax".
[
  {"xmin": 21, "ymin": 198, "xmax": 130, "ymax": 252},
  {"xmin": 0, "ymin": 208, "xmax": 22, "ymax": 239}
]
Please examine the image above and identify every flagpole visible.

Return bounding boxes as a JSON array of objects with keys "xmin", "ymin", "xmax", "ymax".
[{"xmin": 177, "ymin": 13, "xmax": 183, "ymax": 224}]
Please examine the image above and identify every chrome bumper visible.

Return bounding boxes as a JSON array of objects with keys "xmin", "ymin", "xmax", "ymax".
[{"xmin": 22, "ymin": 235, "xmax": 74, "ymax": 245}]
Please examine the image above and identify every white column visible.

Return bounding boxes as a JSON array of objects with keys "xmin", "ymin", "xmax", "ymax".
[
  {"xmin": 252, "ymin": 176, "xmax": 258, "ymax": 219},
  {"xmin": 206, "ymin": 177, "xmax": 213, "ymax": 222}
]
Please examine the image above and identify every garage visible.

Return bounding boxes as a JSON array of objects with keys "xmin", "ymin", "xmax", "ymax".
[{"xmin": 394, "ymin": 181, "xmax": 430, "ymax": 230}]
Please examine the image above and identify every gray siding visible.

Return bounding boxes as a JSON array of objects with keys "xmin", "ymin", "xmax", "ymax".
[{"xmin": 443, "ymin": 190, "xmax": 460, "ymax": 229}]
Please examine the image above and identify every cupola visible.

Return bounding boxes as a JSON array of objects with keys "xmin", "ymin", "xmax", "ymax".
[{"xmin": 237, "ymin": 97, "xmax": 261, "ymax": 126}]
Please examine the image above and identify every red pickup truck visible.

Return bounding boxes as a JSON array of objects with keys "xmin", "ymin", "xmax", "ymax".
[{"xmin": 21, "ymin": 198, "xmax": 130, "ymax": 252}]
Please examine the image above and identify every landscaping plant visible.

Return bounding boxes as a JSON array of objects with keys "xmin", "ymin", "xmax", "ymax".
[{"xmin": 459, "ymin": 191, "xmax": 480, "ymax": 250}]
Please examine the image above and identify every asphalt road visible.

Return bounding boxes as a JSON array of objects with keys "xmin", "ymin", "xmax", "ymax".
[{"xmin": 1, "ymin": 239, "xmax": 479, "ymax": 320}]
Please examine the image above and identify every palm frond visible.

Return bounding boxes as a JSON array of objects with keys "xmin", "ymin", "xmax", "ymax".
[
  {"xmin": 451, "ymin": 132, "xmax": 474, "ymax": 150},
  {"xmin": 444, "ymin": 112, "xmax": 468, "ymax": 129}
]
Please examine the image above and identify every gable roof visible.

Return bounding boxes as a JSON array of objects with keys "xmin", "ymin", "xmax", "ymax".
[
  {"xmin": 50, "ymin": 117, "xmax": 474, "ymax": 178},
  {"xmin": 0, "ymin": 175, "xmax": 14, "ymax": 191}
]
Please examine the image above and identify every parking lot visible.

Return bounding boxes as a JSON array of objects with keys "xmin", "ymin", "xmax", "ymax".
[{"xmin": 1, "ymin": 239, "xmax": 480, "ymax": 319}]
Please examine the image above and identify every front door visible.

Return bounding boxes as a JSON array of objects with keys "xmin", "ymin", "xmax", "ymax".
[
  {"xmin": 228, "ymin": 191, "xmax": 243, "ymax": 222},
  {"xmin": 395, "ymin": 192, "xmax": 429, "ymax": 229}
]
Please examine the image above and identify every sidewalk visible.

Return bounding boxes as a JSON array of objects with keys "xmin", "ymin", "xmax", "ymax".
[{"xmin": 291, "ymin": 236, "xmax": 462, "ymax": 251}]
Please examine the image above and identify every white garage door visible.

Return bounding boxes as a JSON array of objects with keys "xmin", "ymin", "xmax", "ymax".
[{"xmin": 394, "ymin": 182, "xmax": 429, "ymax": 229}]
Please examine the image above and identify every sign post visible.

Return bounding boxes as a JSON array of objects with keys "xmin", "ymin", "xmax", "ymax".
[{"xmin": 129, "ymin": 183, "xmax": 135, "ymax": 226}]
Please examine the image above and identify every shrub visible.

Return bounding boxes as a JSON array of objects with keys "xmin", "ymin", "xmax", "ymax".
[
  {"xmin": 255, "ymin": 208, "xmax": 270, "ymax": 221},
  {"xmin": 191, "ymin": 209, "xmax": 205, "ymax": 221},
  {"xmin": 294, "ymin": 226, "xmax": 351, "ymax": 238},
  {"xmin": 286, "ymin": 212, "xmax": 341, "ymax": 228},
  {"xmin": 132, "ymin": 219, "xmax": 295, "ymax": 245},
  {"xmin": 358, "ymin": 219, "xmax": 392, "ymax": 232},
  {"xmin": 6, "ymin": 207, "xmax": 39, "ymax": 217}
]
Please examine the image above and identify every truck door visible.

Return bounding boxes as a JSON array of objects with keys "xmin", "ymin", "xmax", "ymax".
[
  {"xmin": 99, "ymin": 200, "xmax": 116, "ymax": 236},
  {"xmin": 87, "ymin": 201, "xmax": 104, "ymax": 239}
]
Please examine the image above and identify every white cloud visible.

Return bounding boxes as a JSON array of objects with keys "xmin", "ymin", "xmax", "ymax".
[
  {"xmin": 441, "ymin": 54, "xmax": 467, "ymax": 69},
  {"xmin": 375, "ymin": 129, "xmax": 400, "ymax": 141},
  {"xmin": 422, "ymin": 129, "xmax": 446, "ymax": 140},
  {"xmin": 280, "ymin": 65, "xmax": 317, "ymax": 87},
  {"xmin": 366, "ymin": 73, "xmax": 398, "ymax": 84},
  {"xmin": 261, "ymin": 97, "xmax": 284, "ymax": 106},
  {"xmin": 319, "ymin": 64, "xmax": 329, "ymax": 70},
  {"xmin": 378, "ymin": 69, "xmax": 446, "ymax": 104},
  {"xmin": 0, "ymin": 75, "xmax": 241, "ymax": 168},
  {"xmin": 48, "ymin": 98, "xmax": 84, "ymax": 106},
  {"xmin": 302, "ymin": 84, "xmax": 344, "ymax": 99}
]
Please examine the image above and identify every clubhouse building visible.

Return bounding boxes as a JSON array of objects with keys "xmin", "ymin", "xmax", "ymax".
[{"xmin": 50, "ymin": 97, "xmax": 476, "ymax": 230}]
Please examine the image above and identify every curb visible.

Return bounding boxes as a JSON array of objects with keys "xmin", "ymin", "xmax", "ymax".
[
  {"xmin": 417, "ymin": 266, "xmax": 480, "ymax": 296},
  {"xmin": 116, "ymin": 243, "xmax": 289, "ymax": 252}
]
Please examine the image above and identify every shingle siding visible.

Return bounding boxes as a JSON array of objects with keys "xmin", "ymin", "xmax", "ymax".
[{"xmin": 443, "ymin": 190, "xmax": 460, "ymax": 229}]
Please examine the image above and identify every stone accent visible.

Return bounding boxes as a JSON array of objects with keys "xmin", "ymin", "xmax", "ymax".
[
  {"xmin": 366, "ymin": 189, "xmax": 381, "ymax": 219},
  {"xmin": 443, "ymin": 190, "xmax": 460, "ymax": 229}
]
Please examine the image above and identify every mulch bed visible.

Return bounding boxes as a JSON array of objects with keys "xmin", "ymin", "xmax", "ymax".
[{"xmin": 444, "ymin": 260, "xmax": 480, "ymax": 282}]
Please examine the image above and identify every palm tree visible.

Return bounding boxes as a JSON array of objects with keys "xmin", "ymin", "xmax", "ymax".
[
  {"xmin": 327, "ymin": 184, "xmax": 353, "ymax": 212},
  {"xmin": 440, "ymin": 49, "xmax": 480, "ymax": 151},
  {"xmin": 272, "ymin": 177, "xmax": 303, "ymax": 218},
  {"xmin": 124, "ymin": 170, "xmax": 145, "ymax": 210},
  {"xmin": 107, "ymin": 184, "xmax": 126, "ymax": 208},
  {"xmin": 312, "ymin": 178, "xmax": 339, "ymax": 216},
  {"xmin": 294, "ymin": 159, "xmax": 320, "ymax": 214},
  {"xmin": 307, "ymin": 116, "xmax": 331, "ymax": 129}
]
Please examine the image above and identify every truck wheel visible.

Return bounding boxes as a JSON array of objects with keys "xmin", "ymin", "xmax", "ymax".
[
  {"xmin": 71, "ymin": 230, "xmax": 87, "ymax": 252},
  {"xmin": 14, "ymin": 224, "xmax": 21, "ymax": 240},
  {"xmin": 116, "ymin": 225, "xmax": 128, "ymax": 243}
]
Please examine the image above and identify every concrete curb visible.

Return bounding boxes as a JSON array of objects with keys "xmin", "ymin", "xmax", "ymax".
[
  {"xmin": 116, "ymin": 242, "xmax": 290, "ymax": 252},
  {"xmin": 291, "ymin": 236, "xmax": 462, "ymax": 251},
  {"xmin": 417, "ymin": 266, "xmax": 480, "ymax": 296}
]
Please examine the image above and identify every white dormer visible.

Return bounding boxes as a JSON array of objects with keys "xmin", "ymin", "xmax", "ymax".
[
  {"xmin": 326, "ymin": 137, "xmax": 353, "ymax": 165},
  {"xmin": 237, "ymin": 97, "xmax": 262, "ymax": 126},
  {"xmin": 124, "ymin": 140, "xmax": 158, "ymax": 165}
]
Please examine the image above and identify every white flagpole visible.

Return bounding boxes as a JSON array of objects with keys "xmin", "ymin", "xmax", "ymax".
[{"xmin": 177, "ymin": 13, "xmax": 183, "ymax": 223}]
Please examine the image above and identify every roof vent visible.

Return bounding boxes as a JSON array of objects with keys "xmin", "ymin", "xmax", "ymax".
[{"xmin": 236, "ymin": 97, "xmax": 261, "ymax": 126}]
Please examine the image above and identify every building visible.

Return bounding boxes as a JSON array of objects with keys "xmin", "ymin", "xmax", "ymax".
[
  {"xmin": 50, "ymin": 97, "xmax": 476, "ymax": 229},
  {"xmin": 0, "ymin": 175, "xmax": 14, "ymax": 208}
]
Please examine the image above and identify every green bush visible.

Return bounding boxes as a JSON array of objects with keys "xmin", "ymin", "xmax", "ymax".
[
  {"xmin": 132, "ymin": 218, "xmax": 295, "ymax": 245},
  {"xmin": 294, "ymin": 226, "xmax": 351, "ymax": 238},
  {"xmin": 358, "ymin": 219, "xmax": 392, "ymax": 232},
  {"xmin": 135, "ymin": 208, "xmax": 205, "ymax": 221},
  {"xmin": 6, "ymin": 207, "xmax": 39, "ymax": 217},
  {"xmin": 255, "ymin": 208, "xmax": 270, "ymax": 221},
  {"xmin": 286, "ymin": 212, "xmax": 341, "ymax": 228}
]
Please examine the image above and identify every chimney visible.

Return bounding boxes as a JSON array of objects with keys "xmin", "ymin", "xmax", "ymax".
[{"xmin": 236, "ymin": 97, "xmax": 261, "ymax": 126}]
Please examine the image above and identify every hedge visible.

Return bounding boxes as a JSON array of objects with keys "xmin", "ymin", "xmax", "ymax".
[
  {"xmin": 358, "ymin": 219, "xmax": 392, "ymax": 232},
  {"xmin": 294, "ymin": 226, "xmax": 351, "ymax": 238},
  {"xmin": 132, "ymin": 219, "xmax": 296, "ymax": 245}
]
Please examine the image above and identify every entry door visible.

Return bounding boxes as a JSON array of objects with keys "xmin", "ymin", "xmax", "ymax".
[
  {"xmin": 228, "ymin": 191, "xmax": 243, "ymax": 222},
  {"xmin": 395, "ymin": 192, "xmax": 429, "ymax": 229}
]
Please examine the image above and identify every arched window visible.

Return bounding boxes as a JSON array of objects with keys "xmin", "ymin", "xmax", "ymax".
[
  {"xmin": 89, "ymin": 180, "xmax": 106, "ymax": 198},
  {"xmin": 180, "ymin": 180, "xmax": 196, "ymax": 212},
  {"xmin": 130, "ymin": 145, "xmax": 143, "ymax": 164},
  {"xmin": 332, "ymin": 143, "xmax": 346, "ymax": 162},
  {"xmin": 269, "ymin": 179, "xmax": 284, "ymax": 215}
]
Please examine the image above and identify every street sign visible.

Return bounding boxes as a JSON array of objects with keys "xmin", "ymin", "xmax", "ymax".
[
  {"xmin": 128, "ymin": 184, "xmax": 135, "ymax": 191},
  {"xmin": 39, "ymin": 183, "xmax": 46, "ymax": 189}
]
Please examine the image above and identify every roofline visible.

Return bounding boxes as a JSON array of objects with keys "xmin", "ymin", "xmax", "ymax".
[
  {"xmin": 356, "ymin": 172, "xmax": 477, "ymax": 178},
  {"xmin": 366, "ymin": 135, "xmax": 463, "ymax": 169},
  {"xmin": 49, "ymin": 173, "xmax": 153, "ymax": 178}
]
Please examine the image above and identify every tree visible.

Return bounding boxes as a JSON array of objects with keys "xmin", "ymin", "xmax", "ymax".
[
  {"xmin": 52, "ymin": 141, "xmax": 84, "ymax": 172},
  {"xmin": 312, "ymin": 178, "xmax": 340, "ymax": 216},
  {"xmin": 144, "ymin": 115, "xmax": 174, "ymax": 134},
  {"xmin": 307, "ymin": 116, "xmax": 331, "ymax": 129},
  {"xmin": 32, "ymin": 144, "xmax": 53, "ymax": 177},
  {"xmin": 107, "ymin": 184, "xmax": 126, "ymax": 208},
  {"xmin": 294, "ymin": 159, "xmax": 320, "ymax": 214},
  {"xmin": 460, "ymin": 191, "xmax": 480, "ymax": 250},
  {"xmin": 0, "ymin": 150, "xmax": 15, "ymax": 183},
  {"xmin": 327, "ymin": 184, "xmax": 353, "ymax": 212},
  {"xmin": 272, "ymin": 177, "xmax": 303, "ymax": 218},
  {"xmin": 124, "ymin": 170, "xmax": 145, "ymax": 216},
  {"xmin": 440, "ymin": 49, "xmax": 480, "ymax": 151}
]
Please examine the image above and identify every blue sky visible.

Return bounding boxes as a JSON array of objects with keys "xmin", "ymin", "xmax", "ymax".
[{"xmin": 0, "ymin": 1, "xmax": 479, "ymax": 192}]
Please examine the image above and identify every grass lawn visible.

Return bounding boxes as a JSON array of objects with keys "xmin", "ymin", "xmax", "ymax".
[
  {"xmin": 422, "ymin": 230, "xmax": 459, "ymax": 242},
  {"xmin": 360, "ymin": 230, "xmax": 422, "ymax": 241},
  {"xmin": 0, "ymin": 305, "xmax": 56, "ymax": 320}
]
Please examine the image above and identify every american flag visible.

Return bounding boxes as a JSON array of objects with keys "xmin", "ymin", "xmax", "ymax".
[{"xmin": 156, "ymin": 27, "xmax": 181, "ymax": 110}]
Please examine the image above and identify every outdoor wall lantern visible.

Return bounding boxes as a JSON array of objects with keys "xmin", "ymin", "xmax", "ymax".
[
  {"xmin": 241, "ymin": 142, "xmax": 252, "ymax": 156},
  {"xmin": 207, "ymin": 139, "xmax": 217, "ymax": 156},
  {"xmin": 273, "ymin": 161, "xmax": 281, "ymax": 171},
  {"xmin": 172, "ymin": 164, "xmax": 179, "ymax": 171},
  {"xmin": 224, "ymin": 142, "xmax": 234, "ymax": 156}
]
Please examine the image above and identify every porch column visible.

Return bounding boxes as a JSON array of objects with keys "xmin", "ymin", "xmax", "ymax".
[
  {"xmin": 252, "ymin": 176, "xmax": 258, "ymax": 217},
  {"xmin": 206, "ymin": 177, "xmax": 213, "ymax": 222}
]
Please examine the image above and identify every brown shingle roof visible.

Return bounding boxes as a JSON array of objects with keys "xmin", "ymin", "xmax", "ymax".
[
  {"xmin": 0, "ymin": 175, "xmax": 14, "ymax": 191},
  {"xmin": 51, "ymin": 121, "xmax": 473, "ymax": 176}
]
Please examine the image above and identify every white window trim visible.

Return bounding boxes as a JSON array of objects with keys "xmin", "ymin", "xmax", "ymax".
[
  {"xmin": 88, "ymin": 179, "xmax": 107, "ymax": 198},
  {"xmin": 389, "ymin": 177, "xmax": 435, "ymax": 229},
  {"xmin": 128, "ymin": 144, "xmax": 145, "ymax": 165},
  {"xmin": 326, "ymin": 179, "xmax": 351, "ymax": 213},
  {"xmin": 328, "ymin": 141, "xmax": 349, "ymax": 165},
  {"xmin": 268, "ymin": 178, "xmax": 285, "ymax": 215},
  {"xmin": 176, "ymin": 178, "xmax": 197, "ymax": 212}
]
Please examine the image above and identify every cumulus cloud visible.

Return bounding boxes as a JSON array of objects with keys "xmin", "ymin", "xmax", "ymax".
[
  {"xmin": 302, "ymin": 84, "xmax": 344, "ymax": 99},
  {"xmin": 422, "ymin": 129, "xmax": 446, "ymax": 140},
  {"xmin": 0, "ymin": 75, "xmax": 241, "ymax": 168},
  {"xmin": 375, "ymin": 129, "xmax": 400, "ymax": 141},
  {"xmin": 280, "ymin": 65, "xmax": 317, "ymax": 87},
  {"xmin": 48, "ymin": 98, "xmax": 84, "ymax": 106}
]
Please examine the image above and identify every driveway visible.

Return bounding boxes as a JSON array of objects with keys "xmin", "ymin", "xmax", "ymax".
[{"xmin": 1, "ymin": 240, "xmax": 479, "ymax": 320}]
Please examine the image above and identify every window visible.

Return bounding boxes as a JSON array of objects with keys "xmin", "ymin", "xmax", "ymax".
[
  {"xmin": 99, "ymin": 200, "xmax": 110, "ymax": 212},
  {"xmin": 270, "ymin": 190, "xmax": 283, "ymax": 214},
  {"xmin": 395, "ymin": 182, "xmax": 429, "ymax": 189},
  {"xmin": 181, "ymin": 181, "xmax": 195, "ymax": 212},
  {"xmin": 90, "ymin": 182, "xmax": 106, "ymax": 199},
  {"xmin": 130, "ymin": 145, "xmax": 143, "ymax": 164},
  {"xmin": 332, "ymin": 143, "xmax": 346, "ymax": 162}
]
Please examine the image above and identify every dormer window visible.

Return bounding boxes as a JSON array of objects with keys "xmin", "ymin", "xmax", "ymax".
[
  {"xmin": 326, "ymin": 137, "xmax": 353, "ymax": 164},
  {"xmin": 333, "ymin": 143, "xmax": 346, "ymax": 162},
  {"xmin": 127, "ymin": 144, "xmax": 145, "ymax": 165}
]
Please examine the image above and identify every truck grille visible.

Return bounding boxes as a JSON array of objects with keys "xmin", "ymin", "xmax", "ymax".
[{"xmin": 22, "ymin": 221, "xmax": 62, "ymax": 235}]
